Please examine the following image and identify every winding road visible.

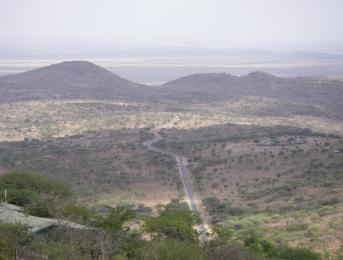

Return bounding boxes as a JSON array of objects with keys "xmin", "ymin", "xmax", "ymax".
[{"xmin": 143, "ymin": 127, "xmax": 209, "ymax": 241}]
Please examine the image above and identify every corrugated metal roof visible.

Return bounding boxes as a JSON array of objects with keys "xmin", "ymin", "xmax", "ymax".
[
  {"xmin": 0, "ymin": 203, "xmax": 93, "ymax": 233},
  {"xmin": 1, "ymin": 202, "xmax": 24, "ymax": 212}
]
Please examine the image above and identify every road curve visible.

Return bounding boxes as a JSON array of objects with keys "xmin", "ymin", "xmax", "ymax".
[{"xmin": 143, "ymin": 128, "xmax": 208, "ymax": 241}]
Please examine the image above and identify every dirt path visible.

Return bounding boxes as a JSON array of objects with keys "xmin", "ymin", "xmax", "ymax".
[{"xmin": 143, "ymin": 127, "xmax": 210, "ymax": 241}]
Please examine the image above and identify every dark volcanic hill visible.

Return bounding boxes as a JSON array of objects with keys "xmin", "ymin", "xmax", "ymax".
[
  {"xmin": 162, "ymin": 71, "xmax": 343, "ymax": 119},
  {"xmin": 162, "ymin": 71, "xmax": 342, "ymax": 102},
  {"xmin": 0, "ymin": 61, "xmax": 151, "ymax": 102},
  {"xmin": 0, "ymin": 61, "xmax": 342, "ymax": 119}
]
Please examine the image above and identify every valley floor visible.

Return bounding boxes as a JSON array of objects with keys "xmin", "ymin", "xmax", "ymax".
[{"xmin": 0, "ymin": 99, "xmax": 342, "ymax": 257}]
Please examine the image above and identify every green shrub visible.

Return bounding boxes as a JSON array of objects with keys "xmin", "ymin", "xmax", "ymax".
[
  {"xmin": 0, "ymin": 171, "xmax": 71, "ymax": 198},
  {"xmin": 321, "ymin": 197, "xmax": 340, "ymax": 206},
  {"xmin": 242, "ymin": 231, "xmax": 275, "ymax": 256},
  {"xmin": 240, "ymin": 230, "xmax": 321, "ymax": 260},
  {"xmin": 0, "ymin": 171, "xmax": 72, "ymax": 217},
  {"xmin": 28, "ymin": 241, "xmax": 77, "ymax": 260},
  {"xmin": 101, "ymin": 206, "xmax": 135, "ymax": 233},
  {"xmin": 137, "ymin": 239, "xmax": 206, "ymax": 260},
  {"xmin": 3, "ymin": 188, "xmax": 38, "ymax": 206},
  {"xmin": 206, "ymin": 243, "xmax": 257, "ymax": 260},
  {"xmin": 63, "ymin": 203, "xmax": 99, "ymax": 223},
  {"xmin": 286, "ymin": 223, "xmax": 308, "ymax": 232},
  {"xmin": 26, "ymin": 197, "xmax": 51, "ymax": 217},
  {"xmin": 145, "ymin": 203, "xmax": 198, "ymax": 242},
  {"xmin": 0, "ymin": 222, "xmax": 30, "ymax": 260},
  {"xmin": 204, "ymin": 197, "xmax": 250, "ymax": 222},
  {"xmin": 317, "ymin": 205, "xmax": 336, "ymax": 216},
  {"xmin": 276, "ymin": 246, "xmax": 321, "ymax": 260}
]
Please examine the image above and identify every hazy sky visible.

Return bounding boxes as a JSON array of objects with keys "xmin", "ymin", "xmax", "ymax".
[{"xmin": 1, "ymin": 0, "xmax": 343, "ymax": 48}]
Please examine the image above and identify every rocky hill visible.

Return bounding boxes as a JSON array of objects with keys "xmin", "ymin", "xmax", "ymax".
[
  {"xmin": 0, "ymin": 61, "xmax": 342, "ymax": 119},
  {"xmin": 0, "ymin": 61, "xmax": 151, "ymax": 102},
  {"xmin": 162, "ymin": 71, "xmax": 343, "ymax": 119}
]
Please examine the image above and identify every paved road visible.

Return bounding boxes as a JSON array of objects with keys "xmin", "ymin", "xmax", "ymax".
[{"xmin": 144, "ymin": 128, "xmax": 208, "ymax": 241}]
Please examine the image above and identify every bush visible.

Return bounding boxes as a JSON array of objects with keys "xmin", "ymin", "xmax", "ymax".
[
  {"xmin": 0, "ymin": 171, "xmax": 71, "ymax": 198},
  {"xmin": 204, "ymin": 197, "xmax": 250, "ymax": 222},
  {"xmin": 26, "ymin": 197, "xmax": 51, "ymax": 217},
  {"xmin": 286, "ymin": 223, "xmax": 308, "ymax": 232},
  {"xmin": 63, "ymin": 203, "xmax": 99, "ymax": 224},
  {"xmin": 137, "ymin": 239, "xmax": 206, "ymax": 260},
  {"xmin": 276, "ymin": 246, "xmax": 321, "ymax": 260},
  {"xmin": 242, "ymin": 231, "xmax": 275, "ymax": 256},
  {"xmin": 0, "ymin": 171, "xmax": 72, "ymax": 217},
  {"xmin": 28, "ymin": 240, "xmax": 78, "ymax": 260},
  {"xmin": 0, "ymin": 222, "xmax": 31, "ymax": 259},
  {"xmin": 145, "ymin": 203, "xmax": 198, "ymax": 242},
  {"xmin": 317, "ymin": 205, "xmax": 336, "ymax": 216},
  {"xmin": 321, "ymin": 197, "xmax": 340, "ymax": 206},
  {"xmin": 101, "ymin": 206, "xmax": 135, "ymax": 233},
  {"xmin": 3, "ymin": 188, "xmax": 38, "ymax": 206},
  {"xmin": 206, "ymin": 243, "xmax": 257, "ymax": 260},
  {"xmin": 240, "ymin": 230, "xmax": 321, "ymax": 259}
]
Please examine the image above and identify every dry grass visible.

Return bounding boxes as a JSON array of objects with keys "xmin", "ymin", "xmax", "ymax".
[
  {"xmin": 0, "ymin": 99, "xmax": 342, "ymax": 143},
  {"xmin": 0, "ymin": 128, "xmax": 181, "ymax": 207},
  {"xmin": 158, "ymin": 123, "xmax": 343, "ymax": 256},
  {"xmin": 1, "ymin": 98, "xmax": 343, "ymax": 255}
]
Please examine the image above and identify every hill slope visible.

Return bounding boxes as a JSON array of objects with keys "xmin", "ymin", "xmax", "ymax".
[
  {"xmin": 0, "ymin": 61, "xmax": 151, "ymax": 102},
  {"xmin": 0, "ymin": 61, "xmax": 342, "ymax": 119},
  {"xmin": 162, "ymin": 71, "xmax": 341, "ymax": 100},
  {"xmin": 162, "ymin": 71, "xmax": 343, "ymax": 119}
]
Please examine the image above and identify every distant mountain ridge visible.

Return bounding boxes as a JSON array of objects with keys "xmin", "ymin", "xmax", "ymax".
[
  {"xmin": 0, "ymin": 60, "xmax": 342, "ymax": 119},
  {"xmin": 162, "ymin": 70, "xmax": 338, "ymax": 100},
  {"xmin": 0, "ymin": 61, "xmax": 150, "ymax": 102},
  {"xmin": 161, "ymin": 70, "xmax": 343, "ymax": 118}
]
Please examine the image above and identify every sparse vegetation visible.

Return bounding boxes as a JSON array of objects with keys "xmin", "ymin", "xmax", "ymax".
[
  {"xmin": 0, "ymin": 61, "xmax": 343, "ymax": 258},
  {"xmin": 0, "ymin": 170, "xmax": 72, "ymax": 217},
  {"xmin": 158, "ymin": 123, "xmax": 343, "ymax": 257}
]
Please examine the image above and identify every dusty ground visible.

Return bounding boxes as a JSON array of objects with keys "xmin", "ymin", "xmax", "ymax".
[
  {"xmin": 0, "ymin": 99, "xmax": 342, "ymax": 143},
  {"xmin": 1, "ymin": 98, "xmax": 343, "ymax": 255},
  {"xmin": 158, "ymin": 123, "xmax": 343, "ymax": 256},
  {"xmin": 0, "ymin": 128, "xmax": 181, "ymax": 207}
]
